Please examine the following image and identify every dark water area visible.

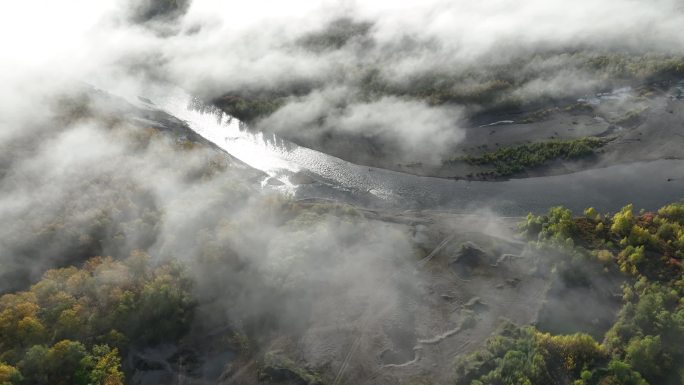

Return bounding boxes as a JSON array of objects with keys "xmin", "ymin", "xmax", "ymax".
[{"xmin": 295, "ymin": 159, "xmax": 684, "ymax": 216}]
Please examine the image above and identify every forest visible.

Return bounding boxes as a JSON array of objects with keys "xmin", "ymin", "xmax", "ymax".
[
  {"xmin": 1, "ymin": 185, "xmax": 682, "ymax": 384},
  {"xmin": 0, "ymin": 253, "xmax": 194, "ymax": 385},
  {"xmin": 456, "ymin": 203, "xmax": 684, "ymax": 385}
]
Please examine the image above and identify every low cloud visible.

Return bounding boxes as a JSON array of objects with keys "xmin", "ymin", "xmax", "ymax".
[
  {"xmin": 3, "ymin": 0, "xmax": 684, "ymax": 166},
  {"xmin": 258, "ymin": 87, "xmax": 464, "ymax": 165}
]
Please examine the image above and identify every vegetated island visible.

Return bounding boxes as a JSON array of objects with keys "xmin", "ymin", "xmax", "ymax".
[{"xmin": 450, "ymin": 137, "xmax": 609, "ymax": 179}]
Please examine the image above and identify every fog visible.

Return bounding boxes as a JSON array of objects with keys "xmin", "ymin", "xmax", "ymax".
[
  {"xmin": 4, "ymin": 0, "xmax": 684, "ymax": 163},
  {"xmin": 0, "ymin": 1, "xmax": 682, "ymax": 383}
]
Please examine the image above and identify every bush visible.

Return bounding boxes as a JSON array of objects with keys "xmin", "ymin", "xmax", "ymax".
[
  {"xmin": 611, "ymin": 204, "xmax": 634, "ymax": 237},
  {"xmin": 0, "ymin": 363, "xmax": 21, "ymax": 385},
  {"xmin": 658, "ymin": 203, "xmax": 684, "ymax": 224}
]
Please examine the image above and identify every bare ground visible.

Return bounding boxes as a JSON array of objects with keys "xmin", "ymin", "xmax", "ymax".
[{"xmin": 217, "ymin": 213, "xmax": 559, "ymax": 385}]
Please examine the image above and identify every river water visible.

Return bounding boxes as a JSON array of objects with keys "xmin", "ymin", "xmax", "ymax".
[{"xmin": 144, "ymin": 88, "xmax": 684, "ymax": 216}]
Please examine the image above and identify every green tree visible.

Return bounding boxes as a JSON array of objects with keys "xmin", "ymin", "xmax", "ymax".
[
  {"xmin": 45, "ymin": 340, "xmax": 90, "ymax": 385},
  {"xmin": 626, "ymin": 336, "xmax": 667, "ymax": 381},
  {"xmin": 18, "ymin": 345, "xmax": 49, "ymax": 385},
  {"xmin": 584, "ymin": 207, "xmax": 600, "ymax": 221},
  {"xmin": 604, "ymin": 360, "xmax": 649, "ymax": 385},
  {"xmin": 89, "ymin": 345, "xmax": 124, "ymax": 385},
  {"xmin": 611, "ymin": 204, "xmax": 635, "ymax": 237},
  {"xmin": 0, "ymin": 363, "xmax": 21, "ymax": 385}
]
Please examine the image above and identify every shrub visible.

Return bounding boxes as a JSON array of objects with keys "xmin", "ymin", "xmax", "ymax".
[{"xmin": 611, "ymin": 204, "xmax": 634, "ymax": 237}]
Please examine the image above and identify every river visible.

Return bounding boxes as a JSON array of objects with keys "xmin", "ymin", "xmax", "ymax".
[{"xmin": 141, "ymin": 88, "xmax": 684, "ymax": 216}]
